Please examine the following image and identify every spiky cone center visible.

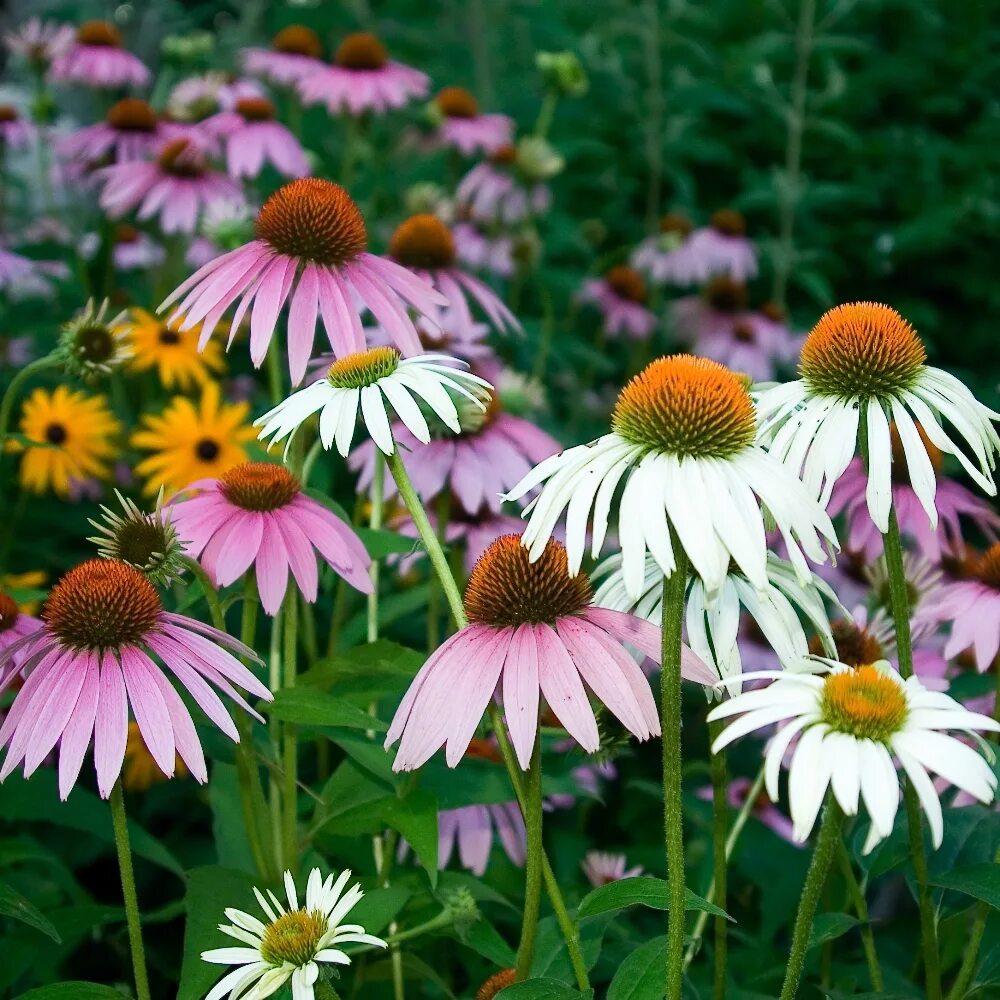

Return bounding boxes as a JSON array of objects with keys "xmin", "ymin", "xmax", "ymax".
[
  {"xmin": 464, "ymin": 535, "xmax": 592, "ymax": 628},
  {"xmin": 605, "ymin": 265, "xmax": 646, "ymax": 304},
  {"xmin": 890, "ymin": 420, "xmax": 942, "ymax": 483},
  {"xmin": 272, "ymin": 25, "xmax": 323, "ymax": 59},
  {"xmin": 77, "ymin": 20, "xmax": 122, "ymax": 47},
  {"xmin": 0, "ymin": 592, "xmax": 19, "ymax": 633},
  {"xmin": 659, "ymin": 212, "xmax": 694, "ymax": 237},
  {"xmin": 107, "ymin": 98, "xmax": 157, "ymax": 132},
  {"xmin": 704, "ymin": 275, "xmax": 747, "ymax": 314},
  {"xmin": 975, "ymin": 543, "xmax": 1000, "ymax": 591},
  {"xmin": 389, "ymin": 214, "xmax": 456, "ymax": 269},
  {"xmin": 255, "ymin": 178, "xmax": 367, "ymax": 266},
  {"xmin": 45, "ymin": 560, "xmax": 161, "ymax": 651},
  {"xmin": 157, "ymin": 139, "xmax": 205, "ymax": 179},
  {"xmin": 810, "ymin": 620, "xmax": 885, "ymax": 668},
  {"xmin": 0, "ymin": 105, "xmax": 19, "ymax": 124},
  {"xmin": 334, "ymin": 32, "xmax": 388, "ymax": 70},
  {"xmin": 489, "ymin": 143, "xmax": 517, "ymax": 166},
  {"xmin": 710, "ymin": 208, "xmax": 746, "ymax": 236},
  {"xmin": 67, "ymin": 321, "xmax": 117, "ymax": 366},
  {"xmin": 436, "ymin": 86, "xmax": 479, "ymax": 118},
  {"xmin": 799, "ymin": 302, "xmax": 926, "ymax": 399},
  {"xmin": 236, "ymin": 97, "xmax": 276, "ymax": 122},
  {"xmin": 109, "ymin": 517, "xmax": 176, "ymax": 572},
  {"xmin": 327, "ymin": 347, "xmax": 400, "ymax": 389},
  {"xmin": 259, "ymin": 909, "xmax": 326, "ymax": 967},
  {"xmin": 820, "ymin": 665, "xmax": 907, "ymax": 741},
  {"xmin": 476, "ymin": 969, "xmax": 517, "ymax": 1000},
  {"xmin": 612, "ymin": 355, "xmax": 757, "ymax": 459},
  {"xmin": 220, "ymin": 462, "xmax": 300, "ymax": 512}
]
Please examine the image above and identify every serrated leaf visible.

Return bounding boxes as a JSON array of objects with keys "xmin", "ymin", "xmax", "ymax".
[
  {"xmin": 576, "ymin": 876, "xmax": 731, "ymax": 920},
  {"xmin": 0, "ymin": 879, "xmax": 61, "ymax": 942},
  {"xmin": 607, "ymin": 935, "xmax": 667, "ymax": 1000},
  {"xmin": 262, "ymin": 688, "xmax": 386, "ymax": 731}
]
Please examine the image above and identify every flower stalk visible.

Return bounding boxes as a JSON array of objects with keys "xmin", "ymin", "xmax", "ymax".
[{"xmin": 515, "ymin": 738, "xmax": 544, "ymax": 980}]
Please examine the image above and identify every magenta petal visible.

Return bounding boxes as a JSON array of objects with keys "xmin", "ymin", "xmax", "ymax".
[
  {"xmin": 286, "ymin": 265, "xmax": 320, "ymax": 385},
  {"xmin": 160, "ymin": 624, "xmax": 272, "ymax": 701},
  {"xmin": 144, "ymin": 659, "xmax": 207, "ymax": 783},
  {"xmin": 534, "ymin": 623, "xmax": 600, "ymax": 752},
  {"xmin": 249, "ymin": 256, "xmax": 296, "ymax": 366},
  {"xmin": 502, "ymin": 624, "xmax": 540, "ymax": 770},
  {"xmin": 121, "ymin": 648, "xmax": 176, "ymax": 779},
  {"xmin": 455, "ymin": 806, "xmax": 492, "ymax": 876},
  {"xmin": 23, "ymin": 656, "xmax": 89, "ymax": 775},
  {"xmin": 272, "ymin": 513, "xmax": 319, "ymax": 602},
  {"xmin": 94, "ymin": 652, "xmax": 129, "ymax": 798},
  {"xmin": 58, "ymin": 652, "xmax": 101, "ymax": 800},
  {"xmin": 255, "ymin": 513, "xmax": 290, "ymax": 615}
]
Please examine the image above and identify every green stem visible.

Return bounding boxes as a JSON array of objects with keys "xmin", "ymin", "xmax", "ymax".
[
  {"xmin": 266, "ymin": 340, "xmax": 283, "ymax": 406},
  {"xmin": 368, "ymin": 453, "xmax": 384, "ymax": 646},
  {"xmin": 779, "ymin": 799, "xmax": 843, "ymax": 1000},
  {"xmin": 110, "ymin": 782, "xmax": 152, "ymax": 1000},
  {"xmin": 709, "ymin": 723, "xmax": 728, "ymax": 1000},
  {"xmin": 883, "ymin": 509, "xmax": 914, "ymax": 678},
  {"xmin": 946, "ymin": 845, "xmax": 1000, "ymax": 1000},
  {"xmin": 835, "ymin": 839, "xmax": 884, "ymax": 991},
  {"xmin": 282, "ymin": 589, "xmax": 299, "ymax": 869},
  {"xmin": 534, "ymin": 88, "xmax": 559, "ymax": 139},
  {"xmin": 660, "ymin": 548, "xmax": 690, "ymax": 1000},
  {"xmin": 385, "ymin": 447, "xmax": 590, "ymax": 991},
  {"xmin": 182, "ymin": 557, "xmax": 225, "ymax": 630},
  {"xmin": 515, "ymin": 739, "xmax": 544, "ymax": 980},
  {"xmin": 531, "ymin": 281, "xmax": 556, "ymax": 384},
  {"xmin": 0, "ymin": 354, "xmax": 59, "ymax": 445},
  {"xmin": 268, "ymin": 600, "xmax": 284, "ymax": 867}
]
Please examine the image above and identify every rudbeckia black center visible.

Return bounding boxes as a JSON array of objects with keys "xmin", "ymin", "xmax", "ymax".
[{"xmin": 195, "ymin": 438, "xmax": 220, "ymax": 462}]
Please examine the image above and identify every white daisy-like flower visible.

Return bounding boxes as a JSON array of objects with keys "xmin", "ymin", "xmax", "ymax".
[
  {"xmin": 755, "ymin": 302, "xmax": 1000, "ymax": 534},
  {"xmin": 708, "ymin": 661, "xmax": 1000, "ymax": 853},
  {"xmin": 594, "ymin": 551, "xmax": 847, "ymax": 686},
  {"xmin": 201, "ymin": 868, "xmax": 388, "ymax": 1000},
  {"xmin": 255, "ymin": 347, "xmax": 492, "ymax": 457},
  {"xmin": 502, "ymin": 355, "xmax": 838, "ymax": 600}
]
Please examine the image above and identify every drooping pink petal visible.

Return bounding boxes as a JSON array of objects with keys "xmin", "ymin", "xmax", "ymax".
[
  {"xmin": 58, "ymin": 652, "xmax": 101, "ymax": 799},
  {"xmin": 121, "ymin": 647, "xmax": 176, "ymax": 778},
  {"xmin": 502, "ymin": 624, "xmax": 540, "ymax": 769},
  {"xmin": 94, "ymin": 652, "xmax": 129, "ymax": 798},
  {"xmin": 534, "ymin": 623, "xmax": 600, "ymax": 752}
]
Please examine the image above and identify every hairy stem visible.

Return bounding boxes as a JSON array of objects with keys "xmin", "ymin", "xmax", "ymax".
[
  {"xmin": 515, "ymin": 739, "xmax": 544, "ymax": 980},
  {"xmin": 110, "ymin": 781, "xmax": 152, "ymax": 1000},
  {"xmin": 835, "ymin": 839, "xmax": 884, "ymax": 991}
]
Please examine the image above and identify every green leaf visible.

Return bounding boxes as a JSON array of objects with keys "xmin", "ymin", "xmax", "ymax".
[
  {"xmin": 807, "ymin": 912, "xmax": 859, "ymax": 950},
  {"xmin": 931, "ymin": 863, "xmax": 1000, "ymax": 909},
  {"xmin": 0, "ymin": 878, "xmax": 61, "ymax": 942},
  {"xmin": 356, "ymin": 526, "xmax": 420, "ymax": 558},
  {"xmin": 497, "ymin": 979, "xmax": 592, "ymax": 1000},
  {"xmin": 350, "ymin": 887, "xmax": 411, "ymax": 935},
  {"xmin": 458, "ymin": 917, "xmax": 516, "ymax": 966},
  {"xmin": 607, "ymin": 936, "xmax": 667, "ymax": 1000},
  {"xmin": 14, "ymin": 985, "xmax": 128, "ymax": 1000},
  {"xmin": 576, "ymin": 877, "xmax": 731, "ymax": 921},
  {"xmin": 262, "ymin": 688, "xmax": 387, "ymax": 731},
  {"xmin": 209, "ymin": 763, "xmax": 255, "ymax": 871}
]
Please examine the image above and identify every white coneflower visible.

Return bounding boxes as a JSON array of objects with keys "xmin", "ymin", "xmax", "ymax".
[
  {"xmin": 201, "ymin": 868, "xmax": 387, "ymax": 1000},
  {"xmin": 755, "ymin": 302, "xmax": 1000, "ymax": 532},
  {"xmin": 255, "ymin": 348, "xmax": 492, "ymax": 457},
  {"xmin": 709, "ymin": 661, "xmax": 999, "ymax": 852}
]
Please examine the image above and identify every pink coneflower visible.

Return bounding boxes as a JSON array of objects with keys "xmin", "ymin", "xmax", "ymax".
[
  {"xmin": 0, "ymin": 336, "xmax": 34, "ymax": 368},
  {"xmin": 206, "ymin": 97, "xmax": 309, "ymax": 180},
  {"xmin": 457, "ymin": 145, "xmax": 551, "ymax": 224},
  {"xmin": 387, "ymin": 536, "xmax": 715, "ymax": 770},
  {"xmin": 58, "ymin": 98, "xmax": 165, "ymax": 165},
  {"xmin": 439, "ymin": 802, "xmax": 526, "ymax": 874},
  {"xmin": 111, "ymin": 223, "xmax": 165, "ymax": 270},
  {"xmin": 693, "ymin": 302, "xmax": 800, "ymax": 382},
  {"xmin": 685, "ymin": 210, "xmax": 758, "ymax": 282},
  {"xmin": 160, "ymin": 178, "xmax": 447, "ymax": 385},
  {"xmin": 97, "ymin": 138, "xmax": 241, "ymax": 236},
  {"xmin": 433, "ymin": 87, "xmax": 513, "ymax": 156},
  {"xmin": 0, "ymin": 559, "xmax": 271, "ymax": 799},
  {"xmin": 0, "ymin": 106, "xmax": 32, "ymax": 151},
  {"xmin": 828, "ymin": 425, "xmax": 1000, "ymax": 563},
  {"xmin": 0, "ymin": 246, "xmax": 58, "ymax": 299},
  {"xmin": 581, "ymin": 851, "xmax": 643, "ymax": 887},
  {"xmin": 630, "ymin": 213, "xmax": 701, "ymax": 287},
  {"xmin": 170, "ymin": 462, "xmax": 372, "ymax": 616},
  {"xmin": 4, "ymin": 18, "xmax": 75, "ymax": 68},
  {"xmin": 671, "ymin": 275, "xmax": 748, "ymax": 346},
  {"xmin": 166, "ymin": 73, "xmax": 263, "ymax": 124},
  {"xmin": 297, "ymin": 32, "xmax": 429, "ymax": 116},
  {"xmin": 388, "ymin": 214, "xmax": 519, "ymax": 338},
  {"xmin": 351, "ymin": 400, "xmax": 560, "ymax": 516},
  {"xmin": 241, "ymin": 25, "xmax": 325, "ymax": 86},
  {"xmin": 50, "ymin": 21, "xmax": 150, "ymax": 89},
  {"xmin": 0, "ymin": 592, "xmax": 42, "ymax": 669},
  {"xmin": 697, "ymin": 777, "xmax": 797, "ymax": 844},
  {"xmin": 579, "ymin": 266, "xmax": 656, "ymax": 341},
  {"xmin": 454, "ymin": 221, "xmax": 515, "ymax": 278}
]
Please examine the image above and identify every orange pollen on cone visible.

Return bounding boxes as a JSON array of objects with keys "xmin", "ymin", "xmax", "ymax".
[
  {"xmin": 327, "ymin": 346, "xmax": 400, "ymax": 389},
  {"xmin": 605, "ymin": 265, "xmax": 647, "ymax": 304},
  {"xmin": 821, "ymin": 665, "xmax": 907, "ymax": 740},
  {"xmin": 44, "ymin": 559, "xmax": 161, "ymax": 651},
  {"xmin": 77, "ymin": 20, "xmax": 122, "ymax": 47},
  {"xmin": 810, "ymin": 620, "xmax": 884, "ymax": 668},
  {"xmin": 236, "ymin": 97, "xmax": 276, "ymax": 122},
  {"xmin": 490, "ymin": 143, "xmax": 518, "ymax": 166},
  {"xmin": 463, "ymin": 535, "xmax": 593, "ymax": 628},
  {"xmin": 436, "ymin": 86, "xmax": 480, "ymax": 118},
  {"xmin": 476, "ymin": 969, "xmax": 517, "ymax": 1000},
  {"xmin": 710, "ymin": 208, "xmax": 746, "ymax": 236},
  {"xmin": 659, "ymin": 212, "xmax": 694, "ymax": 237},
  {"xmin": 107, "ymin": 98, "xmax": 157, "ymax": 132},
  {"xmin": 272, "ymin": 25, "xmax": 323, "ymax": 59},
  {"xmin": 334, "ymin": 32, "xmax": 388, "ymax": 70},
  {"xmin": 0, "ymin": 106, "xmax": 19, "ymax": 123},
  {"xmin": 389, "ymin": 214, "xmax": 456, "ymax": 269},
  {"xmin": 975, "ymin": 543, "xmax": 1000, "ymax": 591},
  {"xmin": 220, "ymin": 461, "xmax": 300, "ymax": 512},
  {"xmin": 156, "ymin": 139, "xmax": 204, "ymax": 177},
  {"xmin": 0, "ymin": 592, "xmax": 19, "ymax": 633},
  {"xmin": 255, "ymin": 178, "xmax": 368, "ymax": 266}
]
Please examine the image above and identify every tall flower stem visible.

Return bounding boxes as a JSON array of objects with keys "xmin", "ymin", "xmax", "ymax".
[
  {"xmin": 110, "ymin": 781, "xmax": 152, "ymax": 1000},
  {"xmin": 515, "ymin": 738, "xmax": 544, "ymax": 981},
  {"xmin": 946, "ymin": 844, "xmax": 1000, "ymax": 1000},
  {"xmin": 779, "ymin": 799, "xmax": 843, "ymax": 1000},
  {"xmin": 268, "ymin": 599, "xmax": 284, "ymax": 865},
  {"xmin": 281, "ymin": 589, "xmax": 299, "ymax": 869},
  {"xmin": 660, "ymin": 546, "xmax": 690, "ymax": 1000},
  {"xmin": 835, "ymin": 839, "xmax": 883, "ymax": 991},
  {"xmin": 708, "ymin": 721, "xmax": 728, "ymax": 1000},
  {"xmin": 0, "ymin": 354, "xmax": 59, "ymax": 445},
  {"xmin": 533, "ymin": 89, "xmax": 559, "ymax": 140},
  {"xmin": 368, "ymin": 453, "xmax": 384, "ymax": 646},
  {"xmin": 385, "ymin": 448, "xmax": 590, "ymax": 991}
]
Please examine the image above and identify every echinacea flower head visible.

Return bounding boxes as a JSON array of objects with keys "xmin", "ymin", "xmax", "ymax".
[
  {"xmin": 709, "ymin": 660, "xmax": 1000, "ymax": 851},
  {"xmin": 456, "ymin": 145, "xmax": 552, "ymax": 225},
  {"xmin": 432, "ymin": 86, "xmax": 514, "ymax": 156},
  {"xmin": 207, "ymin": 97, "xmax": 309, "ymax": 180},
  {"xmin": 757, "ymin": 303, "xmax": 1000, "ymax": 533},
  {"xmin": 579, "ymin": 266, "xmax": 656, "ymax": 341},
  {"xmin": 97, "ymin": 138, "xmax": 241, "ymax": 235},
  {"xmin": 201, "ymin": 868, "xmax": 387, "ymax": 1000},
  {"xmin": 389, "ymin": 214, "xmax": 520, "ymax": 337},
  {"xmin": 56, "ymin": 298, "xmax": 130, "ymax": 382},
  {"xmin": 631, "ymin": 212, "xmax": 700, "ymax": 287},
  {"xmin": 124, "ymin": 307, "xmax": 225, "ymax": 390},
  {"xmin": 50, "ymin": 20, "xmax": 150, "ymax": 89},
  {"xmin": 0, "ymin": 590, "xmax": 42, "ymax": 667},
  {"xmin": 170, "ymin": 461, "xmax": 372, "ymax": 615},
  {"xmin": 0, "ymin": 558, "xmax": 270, "ymax": 799},
  {"xmin": 297, "ymin": 32, "xmax": 429, "ymax": 116},
  {"xmin": 0, "ymin": 106, "xmax": 32, "ymax": 151},
  {"xmin": 256, "ymin": 348, "xmax": 491, "ymax": 458},
  {"xmin": 4, "ymin": 18, "xmax": 75, "ymax": 68},
  {"xmin": 131, "ymin": 382, "xmax": 255, "ymax": 496},
  {"xmin": 161, "ymin": 178, "xmax": 448, "ymax": 385},
  {"xmin": 15, "ymin": 386, "xmax": 121, "ymax": 497},
  {"xmin": 242, "ymin": 25, "xmax": 325, "ymax": 86},
  {"xmin": 387, "ymin": 535, "xmax": 715, "ymax": 771},
  {"xmin": 581, "ymin": 850, "xmax": 643, "ymax": 887},
  {"xmin": 685, "ymin": 209, "xmax": 758, "ymax": 282},
  {"xmin": 504, "ymin": 355, "xmax": 838, "ymax": 600},
  {"xmin": 87, "ymin": 488, "xmax": 186, "ymax": 586},
  {"xmin": 58, "ymin": 98, "xmax": 164, "ymax": 164}
]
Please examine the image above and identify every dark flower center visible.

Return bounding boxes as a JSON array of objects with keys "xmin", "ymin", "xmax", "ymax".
[
  {"xmin": 107, "ymin": 98, "xmax": 158, "ymax": 133},
  {"xmin": 45, "ymin": 423, "xmax": 68, "ymax": 445},
  {"xmin": 659, "ymin": 212, "xmax": 693, "ymax": 237},
  {"xmin": 810, "ymin": 619, "xmax": 885, "ymax": 668},
  {"xmin": 157, "ymin": 139, "xmax": 205, "ymax": 178},
  {"xmin": 158, "ymin": 326, "xmax": 181, "ymax": 345},
  {"xmin": 195, "ymin": 438, "xmax": 220, "ymax": 462},
  {"xmin": 605, "ymin": 265, "xmax": 646, "ymax": 304},
  {"xmin": 0, "ymin": 592, "xmax": 19, "ymax": 633},
  {"xmin": 0, "ymin": 106, "xmax": 19, "ymax": 124},
  {"xmin": 389, "ymin": 214, "xmax": 456, "ymax": 269},
  {"xmin": 976, "ymin": 544, "xmax": 1000, "ymax": 591},
  {"xmin": 77, "ymin": 20, "xmax": 122, "ymax": 47},
  {"xmin": 236, "ymin": 97, "xmax": 275, "ymax": 122},
  {"xmin": 436, "ymin": 86, "xmax": 479, "ymax": 119},
  {"xmin": 710, "ymin": 208, "xmax": 746, "ymax": 237},
  {"xmin": 334, "ymin": 32, "xmax": 388, "ymax": 70},
  {"xmin": 272, "ymin": 25, "xmax": 323, "ymax": 59},
  {"xmin": 705, "ymin": 275, "xmax": 747, "ymax": 314},
  {"xmin": 220, "ymin": 461, "xmax": 300, "ymax": 512}
]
